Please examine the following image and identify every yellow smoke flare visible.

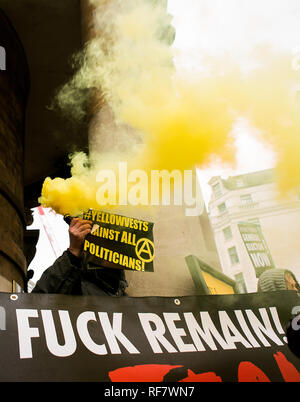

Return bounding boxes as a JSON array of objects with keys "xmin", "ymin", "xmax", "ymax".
[{"xmin": 40, "ymin": 0, "xmax": 300, "ymax": 216}]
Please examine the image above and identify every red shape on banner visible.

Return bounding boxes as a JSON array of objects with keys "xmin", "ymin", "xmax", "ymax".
[
  {"xmin": 109, "ymin": 352, "xmax": 300, "ymax": 383},
  {"xmin": 273, "ymin": 351, "xmax": 300, "ymax": 382},
  {"xmin": 37, "ymin": 206, "xmax": 45, "ymax": 215},
  {"xmin": 179, "ymin": 369, "xmax": 222, "ymax": 382},
  {"xmin": 109, "ymin": 364, "xmax": 183, "ymax": 382},
  {"xmin": 238, "ymin": 361, "xmax": 271, "ymax": 382}
]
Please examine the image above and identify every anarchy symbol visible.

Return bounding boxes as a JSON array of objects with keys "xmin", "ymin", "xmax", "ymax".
[{"xmin": 135, "ymin": 238, "xmax": 155, "ymax": 263}]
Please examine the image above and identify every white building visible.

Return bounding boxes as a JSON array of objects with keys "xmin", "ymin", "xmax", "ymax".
[{"xmin": 208, "ymin": 169, "xmax": 300, "ymax": 293}]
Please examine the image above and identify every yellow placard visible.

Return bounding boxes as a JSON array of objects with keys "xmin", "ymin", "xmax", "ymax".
[{"xmin": 202, "ymin": 272, "xmax": 235, "ymax": 295}]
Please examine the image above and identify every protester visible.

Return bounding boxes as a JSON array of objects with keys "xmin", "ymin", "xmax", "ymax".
[
  {"xmin": 257, "ymin": 268, "xmax": 300, "ymax": 292},
  {"xmin": 32, "ymin": 218, "xmax": 128, "ymax": 296},
  {"xmin": 286, "ymin": 313, "xmax": 300, "ymax": 359}
]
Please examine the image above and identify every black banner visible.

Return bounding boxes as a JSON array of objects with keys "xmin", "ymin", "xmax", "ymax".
[
  {"xmin": 82, "ymin": 209, "xmax": 155, "ymax": 272},
  {"xmin": 0, "ymin": 291, "xmax": 299, "ymax": 382}
]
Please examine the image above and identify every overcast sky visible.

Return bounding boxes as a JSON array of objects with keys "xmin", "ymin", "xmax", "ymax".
[{"xmin": 168, "ymin": 0, "xmax": 300, "ymax": 59}]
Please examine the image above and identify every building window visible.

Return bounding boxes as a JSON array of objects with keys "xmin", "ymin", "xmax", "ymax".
[
  {"xmin": 223, "ymin": 226, "xmax": 233, "ymax": 240},
  {"xmin": 234, "ymin": 273, "xmax": 247, "ymax": 294},
  {"xmin": 218, "ymin": 202, "xmax": 227, "ymax": 214},
  {"xmin": 236, "ymin": 178, "xmax": 244, "ymax": 187},
  {"xmin": 212, "ymin": 182, "xmax": 222, "ymax": 198},
  {"xmin": 228, "ymin": 246, "xmax": 239, "ymax": 265},
  {"xmin": 240, "ymin": 194, "xmax": 253, "ymax": 205}
]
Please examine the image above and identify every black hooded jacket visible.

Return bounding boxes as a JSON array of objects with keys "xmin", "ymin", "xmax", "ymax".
[{"xmin": 31, "ymin": 250, "xmax": 128, "ymax": 296}]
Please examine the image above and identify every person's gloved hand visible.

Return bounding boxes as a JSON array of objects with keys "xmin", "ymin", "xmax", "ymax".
[{"xmin": 68, "ymin": 218, "xmax": 92, "ymax": 257}]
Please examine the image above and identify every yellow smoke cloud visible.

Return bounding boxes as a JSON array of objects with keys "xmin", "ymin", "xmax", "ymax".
[{"xmin": 39, "ymin": 0, "xmax": 300, "ymax": 216}]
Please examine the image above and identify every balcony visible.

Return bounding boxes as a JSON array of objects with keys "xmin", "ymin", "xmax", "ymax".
[
  {"xmin": 239, "ymin": 201, "xmax": 259, "ymax": 210},
  {"xmin": 210, "ymin": 201, "xmax": 260, "ymax": 226}
]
